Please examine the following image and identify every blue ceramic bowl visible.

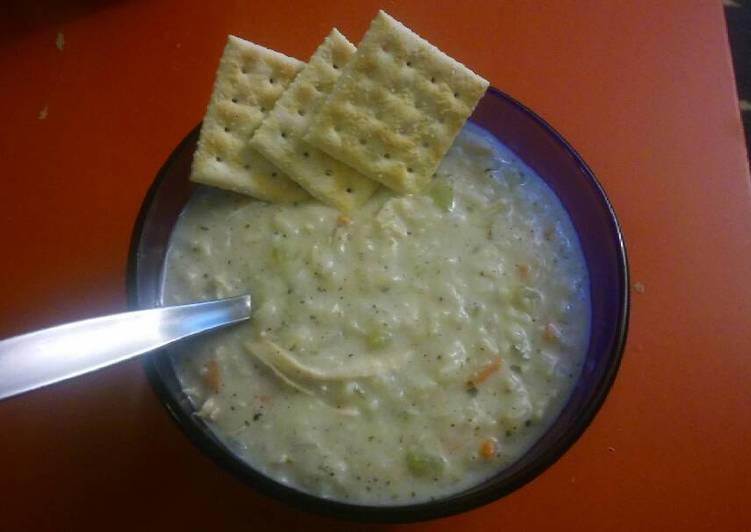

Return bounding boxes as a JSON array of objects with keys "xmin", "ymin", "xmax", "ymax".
[{"xmin": 127, "ymin": 87, "xmax": 629, "ymax": 522}]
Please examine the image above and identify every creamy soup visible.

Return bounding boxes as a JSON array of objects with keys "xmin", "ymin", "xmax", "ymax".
[{"xmin": 162, "ymin": 123, "xmax": 590, "ymax": 504}]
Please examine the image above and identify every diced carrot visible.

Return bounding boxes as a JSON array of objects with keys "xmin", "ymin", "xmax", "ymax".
[
  {"xmin": 479, "ymin": 438, "xmax": 496, "ymax": 459},
  {"xmin": 543, "ymin": 323, "xmax": 560, "ymax": 342},
  {"xmin": 336, "ymin": 214, "xmax": 352, "ymax": 226},
  {"xmin": 516, "ymin": 263, "xmax": 530, "ymax": 280},
  {"xmin": 204, "ymin": 359, "xmax": 221, "ymax": 394},
  {"xmin": 467, "ymin": 357, "xmax": 502, "ymax": 387}
]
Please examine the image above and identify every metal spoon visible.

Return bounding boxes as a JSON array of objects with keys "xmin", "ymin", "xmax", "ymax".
[{"xmin": 0, "ymin": 294, "xmax": 252, "ymax": 401}]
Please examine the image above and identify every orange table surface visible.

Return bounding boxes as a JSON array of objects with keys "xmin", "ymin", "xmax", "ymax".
[{"xmin": 1, "ymin": 1, "xmax": 749, "ymax": 530}]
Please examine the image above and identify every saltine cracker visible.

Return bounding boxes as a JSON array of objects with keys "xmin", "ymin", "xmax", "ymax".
[{"xmin": 191, "ymin": 35, "xmax": 309, "ymax": 202}]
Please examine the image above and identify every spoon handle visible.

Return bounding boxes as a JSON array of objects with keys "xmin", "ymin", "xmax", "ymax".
[{"xmin": 0, "ymin": 294, "xmax": 252, "ymax": 401}]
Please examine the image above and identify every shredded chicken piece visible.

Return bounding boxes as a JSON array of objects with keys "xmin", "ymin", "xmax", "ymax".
[
  {"xmin": 244, "ymin": 338, "xmax": 409, "ymax": 380},
  {"xmin": 245, "ymin": 339, "xmax": 371, "ymax": 416}
]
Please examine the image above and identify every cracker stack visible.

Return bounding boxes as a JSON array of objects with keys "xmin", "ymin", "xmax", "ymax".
[{"xmin": 192, "ymin": 12, "xmax": 488, "ymax": 207}]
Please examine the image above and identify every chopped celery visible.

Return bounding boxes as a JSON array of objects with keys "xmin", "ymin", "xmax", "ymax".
[
  {"xmin": 366, "ymin": 330, "xmax": 392, "ymax": 349},
  {"xmin": 429, "ymin": 181, "xmax": 454, "ymax": 212},
  {"xmin": 405, "ymin": 450, "xmax": 446, "ymax": 477},
  {"xmin": 271, "ymin": 245, "xmax": 297, "ymax": 265}
]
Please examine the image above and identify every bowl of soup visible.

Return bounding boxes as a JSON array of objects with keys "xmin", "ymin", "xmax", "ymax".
[{"xmin": 127, "ymin": 87, "xmax": 628, "ymax": 522}]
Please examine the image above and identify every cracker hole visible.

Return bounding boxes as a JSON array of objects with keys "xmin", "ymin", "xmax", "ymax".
[
  {"xmin": 241, "ymin": 67, "xmax": 248, "ymax": 74},
  {"xmin": 333, "ymin": 64, "xmax": 339, "ymax": 69},
  {"xmin": 406, "ymin": 61, "xmax": 412, "ymax": 67},
  {"xmin": 298, "ymin": 109, "xmax": 306, "ymax": 116},
  {"xmin": 269, "ymin": 78, "xmax": 275, "ymax": 84},
  {"xmin": 430, "ymin": 77, "xmax": 436, "ymax": 84},
  {"xmin": 407, "ymin": 167, "xmax": 414, "ymax": 173},
  {"xmin": 281, "ymin": 131, "xmax": 287, "ymax": 139},
  {"xmin": 359, "ymin": 138, "xmax": 367, "ymax": 145},
  {"xmin": 303, "ymin": 151, "xmax": 310, "ymax": 158},
  {"xmin": 271, "ymin": 172, "xmax": 278, "ymax": 177},
  {"xmin": 215, "ymin": 156, "xmax": 222, "ymax": 162},
  {"xmin": 325, "ymin": 170, "xmax": 333, "ymax": 176},
  {"xmin": 454, "ymin": 92, "xmax": 460, "ymax": 98},
  {"xmin": 260, "ymin": 107, "xmax": 266, "ymax": 112},
  {"xmin": 232, "ymin": 97, "xmax": 238, "ymax": 103},
  {"xmin": 224, "ymin": 127, "xmax": 230, "ymax": 133},
  {"xmin": 244, "ymin": 164, "xmax": 250, "ymax": 170},
  {"xmin": 346, "ymin": 187, "xmax": 353, "ymax": 193},
  {"xmin": 384, "ymin": 153, "xmax": 391, "ymax": 159}
]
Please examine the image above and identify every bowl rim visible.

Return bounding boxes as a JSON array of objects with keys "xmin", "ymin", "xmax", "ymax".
[{"xmin": 126, "ymin": 86, "xmax": 629, "ymax": 523}]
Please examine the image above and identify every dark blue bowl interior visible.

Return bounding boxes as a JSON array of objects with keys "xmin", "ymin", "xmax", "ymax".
[{"xmin": 127, "ymin": 87, "xmax": 628, "ymax": 523}]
